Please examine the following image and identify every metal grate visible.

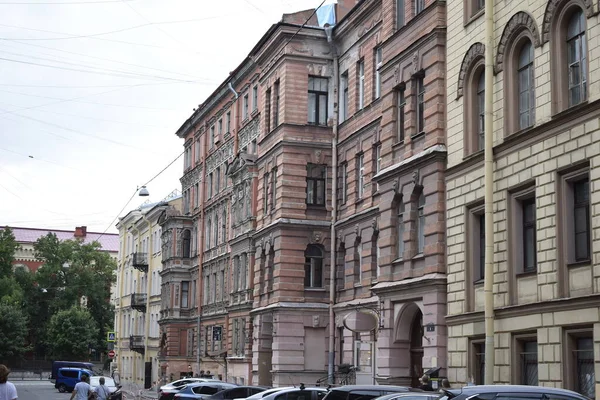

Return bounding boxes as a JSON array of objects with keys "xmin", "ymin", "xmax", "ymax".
[
  {"xmin": 474, "ymin": 343, "xmax": 485, "ymax": 384},
  {"xmin": 575, "ymin": 338, "xmax": 595, "ymax": 399},
  {"xmin": 520, "ymin": 341, "xmax": 538, "ymax": 386}
]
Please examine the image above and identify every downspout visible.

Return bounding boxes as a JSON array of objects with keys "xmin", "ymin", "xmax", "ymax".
[
  {"xmin": 483, "ymin": 0, "xmax": 495, "ymax": 385},
  {"xmin": 325, "ymin": 25, "xmax": 339, "ymax": 386},
  {"xmin": 142, "ymin": 214, "xmax": 152, "ymax": 388},
  {"xmin": 197, "ymin": 120, "xmax": 209, "ymax": 376}
]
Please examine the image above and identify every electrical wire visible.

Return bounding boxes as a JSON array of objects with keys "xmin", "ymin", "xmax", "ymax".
[
  {"xmin": 0, "ymin": 0, "xmax": 135, "ymax": 4},
  {"xmin": 96, "ymin": 150, "xmax": 184, "ymax": 240}
]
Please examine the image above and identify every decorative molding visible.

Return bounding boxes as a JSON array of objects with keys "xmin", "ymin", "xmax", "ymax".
[
  {"xmin": 310, "ymin": 231, "xmax": 325, "ymax": 245},
  {"xmin": 412, "ymin": 170, "xmax": 420, "ymax": 187},
  {"xmin": 542, "ymin": 0, "xmax": 594, "ymax": 44},
  {"xmin": 456, "ymin": 42, "xmax": 485, "ymax": 99},
  {"xmin": 496, "ymin": 12, "xmax": 542, "ymax": 74},
  {"xmin": 412, "ymin": 51, "xmax": 420, "ymax": 74}
]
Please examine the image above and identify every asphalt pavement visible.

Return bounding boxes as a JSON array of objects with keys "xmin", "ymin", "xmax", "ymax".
[{"xmin": 11, "ymin": 380, "xmax": 68, "ymax": 400}]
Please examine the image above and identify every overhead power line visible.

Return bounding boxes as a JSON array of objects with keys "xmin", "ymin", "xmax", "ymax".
[{"xmin": 0, "ymin": 0, "xmax": 134, "ymax": 3}]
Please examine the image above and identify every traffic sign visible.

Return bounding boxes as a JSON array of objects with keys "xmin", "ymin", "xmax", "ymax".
[
  {"xmin": 107, "ymin": 332, "xmax": 116, "ymax": 342},
  {"xmin": 108, "ymin": 350, "xmax": 116, "ymax": 359}
]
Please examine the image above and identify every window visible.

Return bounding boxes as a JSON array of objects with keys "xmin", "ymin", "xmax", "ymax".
[
  {"xmin": 194, "ymin": 183, "xmax": 199, "ymax": 208},
  {"xmin": 195, "ymin": 138, "xmax": 200, "ymax": 162},
  {"xmin": 522, "ymin": 197, "xmax": 536, "ymax": 272},
  {"xmin": 340, "ymin": 72, "xmax": 349, "ymax": 122},
  {"xmin": 415, "ymin": 0, "xmax": 424, "ymax": 15},
  {"xmin": 396, "ymin": 0, "xmax": 405, "ymax": 28},
  {"xmin": 417, "ymin": 192, "xmax": 425, "ymax": 254},
  {"xmin": 243, "ymin": 94, "xmax": 249, "ymax": 120},
  {"xmin": 518, "ymin": 340, "xmax": 538, "ymax": 385},
  {"xmin": 240, "ymin": 253, "xmax": 247, "ymax": 290},
  {"xmin": 471, "ymin": 340, "xmax": 485, "ymax": 385},
  {"xmin": 265, "ymin": 88, "xmax": 272, "ymax": 132},
  {"xmin": 397, "ymin": 86, "xmax": 406, "ymax": 142},
  {"xmin": 565, "ymin": 330, "xmax": 595, "ymax": 398},
  {"xmin": 477, "ymin": 72, "xmax": 485, "ymax": 151},
  {"xmin": 263, "ymin": 173, "xmax": 269, "ymax": 214},
  {"xmin": 218, "ymin": 119, "xmax": 223, "ymax": 138},
  {"xmin": 416, "ymin": 76, "xmax": 425, "ymax": 133},
  {"xmin": 358, "ymin": 61, "xmax": 365, "ymax": 109},
  {"xmin": 573, "ymin": 178, "xmax": 590, "ymax": 261},
  {"xmin": 210, "ymin": 125, "xmax": 215, "ymax": 148},
  {"xmin": 215, "ymin": 167, "xmax": 221, "ymax": 193},
  {"xmin": 182, "ymin": 230, "xmax": 191, "ymax": 258},
  {"xmin": 308, "ymin": 76, "xmax": 328, "ymax": 125},
  {"xmin": 206, "ymin": 218, "xmax": 212, "ymax": 249},
  {"xmin": 208, "ymin": 173, "xmax": 213, "ymax": 199},
  {"xmin": 203, "ymin": 275, "xmax": 209, "ymax": 304},
  {"xmin": 273, "ymin": 80, "xmax": 280, "ymax": 127},
  {"xmin": 226, "ymin": 111, "xmax": 231, "ymax": 133},
  {"xmin": 374, "ymin": 48, "xmax": 382, "ymax": 99},
  {"xmin": 214, "ymin": 214, "xmax": 219, "ymax": 246},
  {"xmin": 270, "ymin": 167, "xmax": 277, "ymax": 211},
  {"xmin": 181, "ymin": 281, "xmax": 189, "ymax": 308},
  {"xmin": 306, "ymin": 164, "xmax": 326, "ymax": 206},
  {"xmin": 357, "ymin": 154, "xmax": 365, "ymax": 198},
  {"xmin": 374, "ymin": 144, "xmax": 382, "ymax": 192},
  {"xmin": 222, "ymin": 210, "xmax": 227, "ymax": 243},
  {"xmin": 304, "ymin": 245, "xmax": 323, "ymax": 288},
  {"xmin": 397, "ymin": 200, "xmax": 405, "ymax": 259},
  {"xmin": 341, "ymin": 162, "xmax": 348, "ymax": 205},
  {"xmin": 567, "ymin": 10, "xmax": 587, "ymax": 107},
  {"xmin": 252, "ymin": 85, "xmax": 258, "ymax": 111},
  {"xmin": 518, "ymin": 41, "xmax": 535, "ymax": 130}
]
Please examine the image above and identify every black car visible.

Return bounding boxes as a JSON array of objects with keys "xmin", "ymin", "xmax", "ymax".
[
  {"xmin": 205, "ymin": 386, "xmax": 270, "ymax": 400},
  {"xmin": 440, "ymin": 385, "xmax": 591, "ymax": 400},
  {"xmin": 323, "ymin": 385, "xmax": 422, "ymax": 400}
]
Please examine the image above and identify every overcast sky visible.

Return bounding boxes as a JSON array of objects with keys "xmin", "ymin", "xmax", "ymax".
[{"xmin": 0, "ymin": 0, "xmax": 320, "ymax": 234}]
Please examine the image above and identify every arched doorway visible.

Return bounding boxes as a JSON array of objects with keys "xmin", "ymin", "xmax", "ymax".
[{"xmin": 409, "ymin": 310, "xmax": 423, "ymax": 388}]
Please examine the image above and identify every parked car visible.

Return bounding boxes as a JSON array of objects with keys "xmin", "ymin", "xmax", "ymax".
[
  {"xmin": 322, "ymin": 385, "xmax": 422, "ymax": 400},
  {"xmin": 159, "ymin": 378, "xmax": 223, "ymax": 400},
  {"xmin": 440, "ymin": 385, "xmax": 592, "ymax": 400},
  {"xmin": 89, "ymin": 376, "xmax": 119, "ymax": 396},
  {"xmin": 55, "ymin": 367, "xmax": 93, "ymax": 393},
  {"xmin": 205, "ymin": 386, "xmax": 270, "ymax": 400},
  {"xmin": 373, "ymin": 392, "xmax": 442, "ymax": 400},
  {"xmin": 172, "ymin": 382, "xmax": 238, "ymax": 399},
  {"xmin": 259, "ymin": 386, "xmax": 328, "ymax": 400},
  {"xmin": 50, "ymin": 361, "xmax": 95, "ymax": 383},
  {"xmin": 236, "ymin": 387, "xmax": 293, "ymax": 400}
]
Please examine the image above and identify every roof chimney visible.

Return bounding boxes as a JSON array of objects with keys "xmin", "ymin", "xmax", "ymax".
[{"xmin": 74, "ymin": 226, "xmax": 87, "ymax": 238}]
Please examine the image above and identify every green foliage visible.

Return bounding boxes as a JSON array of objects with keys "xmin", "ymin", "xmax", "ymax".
[
  {"xmin": 0, "ymin": 227, "xmax": 18, "ymax": 278},
  {"xmin": 0, "ymin": 303, "xmax": 29, "ymax": 359},
  {"xmin": 47, "ymin": 307, "xmax": 98, "ymax": 360}
]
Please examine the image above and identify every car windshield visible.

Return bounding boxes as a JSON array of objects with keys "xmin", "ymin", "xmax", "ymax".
[{"xmin": 90, "ymin": 377, "xmax": 116, "ymax": 387}]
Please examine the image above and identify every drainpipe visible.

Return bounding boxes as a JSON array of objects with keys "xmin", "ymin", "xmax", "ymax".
[
  {"xmin": 325, "ymin": 25, "xmax": 339, "ymax": 386},
  {"xmin": 483, "ymin": 0, "xmax": 495, "ymax": 385},
  {"xmin": 197, "ymin": 120, "xmax": 209, "ymax": 376},
  {"xmin": 142, "ymin": 214, "xmax": 152, "ymax": 388}
]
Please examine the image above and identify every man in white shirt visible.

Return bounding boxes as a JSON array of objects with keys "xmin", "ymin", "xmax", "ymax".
[
  {"xmin": 0, "ymin": 364, "xmax": 17, "ymax": 400},
  {"xmin": 94, "ymin": 377, "xmax": 110, "ymax": 400},
  {"xmin": 70, "ymin": 374, "xmax": 91, "ymax": 400}
]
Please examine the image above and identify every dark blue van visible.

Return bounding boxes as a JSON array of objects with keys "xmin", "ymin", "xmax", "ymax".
[
  {"xmin": 50, "ymin": 360, "xmax": 95, "ymax": 383},
  {"xmin": 55, "ymin": 367, "xmax": 93, "ymax": 393}
]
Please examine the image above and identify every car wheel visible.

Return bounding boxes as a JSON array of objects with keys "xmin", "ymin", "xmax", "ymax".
[{"xmin": 57, "ymin": 384, "xmax": 67, "ymax": 393}]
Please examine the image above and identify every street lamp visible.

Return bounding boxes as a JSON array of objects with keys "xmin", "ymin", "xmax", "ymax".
[{"xmin": 138, "ymin": 186, "xmax": 150, "ymax": 197}]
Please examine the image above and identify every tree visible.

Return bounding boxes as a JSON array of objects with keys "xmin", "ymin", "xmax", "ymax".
[
  {"xmin": 0, "ymin": 303, "xmax": 29, "ymax": 360},
  {"xmin": 0, "ymin": 227, "xmax": 18, "ymax": 278},
  {"xmin": 47, "ymin": 307, "xmax": 98, "ymax": 360},
  {"xmin": 33, "ymin": 234, "xmax": 116, "ymax": 355}
]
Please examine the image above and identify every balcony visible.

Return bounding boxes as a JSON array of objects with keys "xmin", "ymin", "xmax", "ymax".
[
  {"xmin": 130, "ymin": 293, "xmax": 147, "ymax": 312},
  {"xmin": 129, "ymin": 335, "xmax": 145, "ymax": 354},
  {"xmin": 132, "ymin": 252, "xmax": 148, "ymax": 273}
]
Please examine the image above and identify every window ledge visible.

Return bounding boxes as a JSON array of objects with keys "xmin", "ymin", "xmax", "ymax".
[
  {"xmin": 392, "ymin": 140, "xmax": 406, "ymax": 150},
  {"xmin": 516, "ymin": 270, "xmax": 537, "ymax": 278},
  {"xmin": 552, "ymin": 100, "xmax": 589, "ymax": 120},
  {"xmin": 392, "ymin": 257, "xmax": 404, "ymax": 265},
  {"xmin": 411, "ymin": 131, "xmax": 425, "ymax": 140},
  {"xmin": 355, "ymin": 198, "xmax": 365, "ymax": 206},
  {"xmin": 306, "ymin": 204, "xmax": 327, "ymax": 209},
  {"xmin": 473, "ymin": 278, "xmax": 484, "ymax": 285},
  {"xmin": 567, "ymin": 260, "xmax": 591, "ymax": 268},
  {"xmin": 304, "ymin": 287, "xmax": 326, "ymax": 292},
  {"xmin": 412, "ymin": 253, "xmax": 424, "ymax": 260}
]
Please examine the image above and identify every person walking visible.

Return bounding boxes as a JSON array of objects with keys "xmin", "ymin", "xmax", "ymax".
[
  {"xmin": 0, "ymin": 365, "xmax": 17, "ymax": 400},
  {"xmin": 94, "ymin": 377, "xmax": 110, "ymax": 400},
  {"xmin": 69, "ymin": 374, "xmax": 91, "ymax": 400}
]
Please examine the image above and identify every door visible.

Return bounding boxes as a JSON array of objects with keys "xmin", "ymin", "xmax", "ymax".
[
  {"xmin": 144, "ymin": 361, "xmax": 152, "ymax": 389},
  {"xmin": 409, "ymin": 311, "xmax": 423, "ymax": 388}
]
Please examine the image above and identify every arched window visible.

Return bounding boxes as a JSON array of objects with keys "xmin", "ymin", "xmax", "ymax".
[
  {"xmin": 397, "ymin": 199, "xmax": 405, "ymax": 260},
  {"xmin": 476, "ymin": 72, "xmax": 485, "ymax": 152},
  {"xmin": 517, "ymin": 41, "xmax": 535, "ymax": 129},
  {"xmin": 182, "ymin": 230, "xmax": 191, "ymax": 258},
  {"xmin": 304, "ymin": 244, "xmax": 324, "ymax": 288},
  {"xmin": 567, "ymin": 9, "xmax": 587, "ymax": 107},
  {"xmin": 416, "ymin": 192, "xmax": 426, "ymax": 254},
  {"xmin": 458, "ymin": 43, "xmax": 485, "ymax": 156}
]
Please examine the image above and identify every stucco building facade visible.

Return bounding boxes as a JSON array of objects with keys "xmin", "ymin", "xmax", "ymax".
[
  {"xmin": 114, "ymin": 194, "xmax": 181, "ymax": 387},
  {"xmin": 445, "ymin": 0, "xmax": 600, "ymax": 395}
]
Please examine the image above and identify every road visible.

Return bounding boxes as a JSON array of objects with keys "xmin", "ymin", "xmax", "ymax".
[{"xmin": 12, "ymin": 380, "xmax": 70, "ymax": 400}]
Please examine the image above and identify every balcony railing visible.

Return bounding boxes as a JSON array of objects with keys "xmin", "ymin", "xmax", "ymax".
[
  {"xmin": 132, "ymin": 252, "xmax": 148, "ymax": 272},
  {"xmin": 129, "ymin": 335, "xmax": 145, "ymax": 354},
  {"xmin": 130, "ymin": 293, "xmax": 147, "ymax": 312}
]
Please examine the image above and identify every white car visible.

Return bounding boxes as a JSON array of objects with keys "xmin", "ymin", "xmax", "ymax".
[
  {"xmin": 259, "ymin": 387, "xmax": 327, "ymax": 400},
  {"xmin": 234, "ymin": 387, "xmax": 295, "ymax": 400},
  {"xmin": 89, "ymin": 376, "xmax": 119, "ymax": 395}
]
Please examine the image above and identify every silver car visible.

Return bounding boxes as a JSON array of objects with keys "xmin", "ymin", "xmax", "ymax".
[{"xmin": 259, "ymin": 387, "xmax": 327, "ymax": 400}]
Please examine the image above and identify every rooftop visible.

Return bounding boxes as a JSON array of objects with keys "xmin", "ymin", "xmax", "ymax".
[{"xmin": 1, "ymin": 225, "xmax": 119, "ymax": 253}]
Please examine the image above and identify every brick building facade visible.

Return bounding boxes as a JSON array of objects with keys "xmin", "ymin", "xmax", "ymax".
[
  {"xmin": 445, "ymin": 0, "xmax": 600, "ymax": 395},
  {"xmin": 159, "ymin": 0, "xmax": 448, "ymax": 386}
]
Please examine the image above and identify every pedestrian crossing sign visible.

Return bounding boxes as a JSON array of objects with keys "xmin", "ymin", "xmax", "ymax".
[{"xmin": 107, "ymin": 332, "xmax": 116, "ymax": 342}]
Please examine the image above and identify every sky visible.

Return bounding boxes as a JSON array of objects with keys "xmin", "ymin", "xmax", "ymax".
[{"xmin": 0, "ymin": 0, "xmax": 320, "ymax": 234}]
